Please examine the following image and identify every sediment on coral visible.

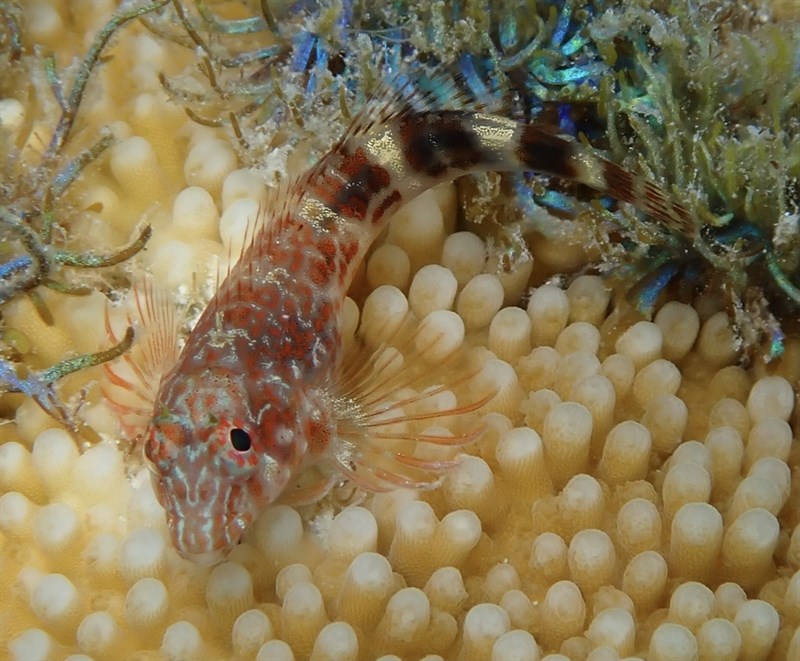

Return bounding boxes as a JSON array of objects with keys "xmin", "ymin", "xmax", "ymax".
[{"xmin": 1, "ymin": 1, "xmax": 799, "ymax": 661}]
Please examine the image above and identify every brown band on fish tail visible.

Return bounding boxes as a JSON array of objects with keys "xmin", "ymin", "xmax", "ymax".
[
  {"xmin": 602, "ymin": 161, "xmax": 697, "ymax": 237},
  {"xmin": 399, "ymin": 110, "xmax": 493, "ymax": 177},
  {"xmin": 516, "ymin": 125, "xmax": 581, "ymax": 180},
  {"xmin": 598, "ymin": 161, "xmax": 638, "ymax": 205}
]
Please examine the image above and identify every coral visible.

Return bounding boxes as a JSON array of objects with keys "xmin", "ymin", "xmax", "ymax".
[{"xmin": 1, "ymin": 1, "xmax": 799, "ymax": 661}]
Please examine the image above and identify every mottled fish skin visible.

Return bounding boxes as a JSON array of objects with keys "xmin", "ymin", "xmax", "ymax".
[{"xmin": 142, "ymin": 86, "xmax": 693, "ymax": 564}]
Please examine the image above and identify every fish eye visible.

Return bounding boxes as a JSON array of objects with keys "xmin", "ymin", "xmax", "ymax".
[
  {"xmin": 230, "ymin": 427, "xmax": 252, "ymax": 452},
  {"xmin": 142, "ymin": 444, "xmax": 159, "ymax": 475}
]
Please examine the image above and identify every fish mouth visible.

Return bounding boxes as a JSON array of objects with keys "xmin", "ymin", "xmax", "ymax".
[
  {"xmin": 167, "ymin": 512, "xmax": 250, "ymax": 565},
  {"xmin": 179, "ymin": 548, "xmax": 228, "ymax": 566}
]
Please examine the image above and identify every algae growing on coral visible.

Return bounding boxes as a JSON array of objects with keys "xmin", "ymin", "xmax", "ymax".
[
  {"xmin": 0, "ymin": 0, "xmax": 170, "ymax": 426},
  {"xmin": 590, "ymin": 0, "xmax": 800, "ymax": 358}
]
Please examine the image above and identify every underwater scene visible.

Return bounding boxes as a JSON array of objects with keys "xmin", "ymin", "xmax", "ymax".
[{"xmin": 1, "ymin": 0, "xmax": 799, "ymax": 659}]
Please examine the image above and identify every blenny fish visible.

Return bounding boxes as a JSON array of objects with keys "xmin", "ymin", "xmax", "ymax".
[{"xmin": 107, "ymin": 72, "xmax": 693, "ymax": 565}]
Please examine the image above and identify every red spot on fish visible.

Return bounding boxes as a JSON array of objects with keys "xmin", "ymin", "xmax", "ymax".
[
  {"xmin": 309, "ymin": 258, "xmax": 332, "ymax": 286},
  {"xmin": 310, "ymin": 146, "xmax": 392, "ymax": 220},
  {"xmin": 305, "ymin": 418, "xmax": 330, "ymax": 453},
  {"xmin": 313, "ymin": 301, "xmax": 333, "ymax": 333},
  {"xmin": 228, "ymin": 306, "xmax": 250, "ymax": 329},
  {"xmin": 341, "ymin": 238, "xmax": 358, "ymax": 263},
  {"xmin": 372, "ymin": 190, "xmax": 402, "ymax": 224}
]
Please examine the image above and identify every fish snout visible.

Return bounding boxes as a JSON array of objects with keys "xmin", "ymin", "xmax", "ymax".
[
  {"xmin": 167, "ymin": 510, "xmax": 251, "ymax": 565},
  {"xmin": 180, "ymin": 548, "xmax": 228, "ymax": 567}
]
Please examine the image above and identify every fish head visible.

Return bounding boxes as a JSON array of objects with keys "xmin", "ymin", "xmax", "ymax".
[{"xmin": 143, "ymin": 376, "xmax": 281, "ymax": 565}]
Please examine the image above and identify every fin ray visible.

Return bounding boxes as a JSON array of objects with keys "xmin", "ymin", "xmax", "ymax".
[
  {"xmin": 325, "ymin": 311, "xmax": 495, "ymax": 495},
  {"xmin": 102, "ymin": 275, "xmax": 180, "ymax": 439}
]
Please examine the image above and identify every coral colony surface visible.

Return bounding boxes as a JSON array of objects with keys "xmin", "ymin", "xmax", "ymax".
[{"xmin": 1, "ymin": 0, "xmax": 799, "ymax": 660}]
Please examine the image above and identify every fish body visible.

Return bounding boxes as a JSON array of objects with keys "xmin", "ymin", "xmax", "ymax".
[{"xmin": 130, "ymin": 77, "xmax": 692, "ymax": 564}]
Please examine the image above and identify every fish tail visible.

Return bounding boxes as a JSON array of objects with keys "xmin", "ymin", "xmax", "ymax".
[
  {"xmin": 385, "ymin": 111, "xmax": 698, "ymax": 238},
  {"xmin": 294, "ymin": 77, "xmax": 696, "ymax": 250},
  {"xmin": 256, "ymin": 69, "xmax": 695, "ymax": 294}
]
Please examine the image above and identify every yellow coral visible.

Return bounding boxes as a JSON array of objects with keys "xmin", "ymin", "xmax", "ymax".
[{"xmin": 1, "ymin": 2, "xmax": 799, "ymax": 661}]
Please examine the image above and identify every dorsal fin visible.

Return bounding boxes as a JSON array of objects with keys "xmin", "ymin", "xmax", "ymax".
[
  {"xmin": 336, "ymin": 63, "xmax": 510, "ymax": 133},
  {"xmin": 216, "ymin": 63, "xmax": 515, "ymax": 307},
  {"xmin": 212, "ymin": 178, "xmax": 299, "ymax": 310}
]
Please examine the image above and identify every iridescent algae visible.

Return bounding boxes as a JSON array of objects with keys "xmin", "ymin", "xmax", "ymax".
[
  {"xmin": 0, "ymin": 1, "xmax": 799, "ymax": 660},
  {"xmin": 589, "ymin": 0, "xmax": 800, "ymax": 359}
]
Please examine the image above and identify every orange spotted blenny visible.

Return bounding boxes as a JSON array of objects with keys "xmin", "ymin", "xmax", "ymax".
[{"xmin": 108, "ymin": 73, "xmax": 693, "ymax": 565}]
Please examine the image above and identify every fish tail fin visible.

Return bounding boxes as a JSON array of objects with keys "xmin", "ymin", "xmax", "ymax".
[
  {"xmin": 377, "ymin": 66, "xmax": 698, "ymax": 239},
  {"xmin": 489, "ymin": 121, "xmax": 699, "ymax": 238}
]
